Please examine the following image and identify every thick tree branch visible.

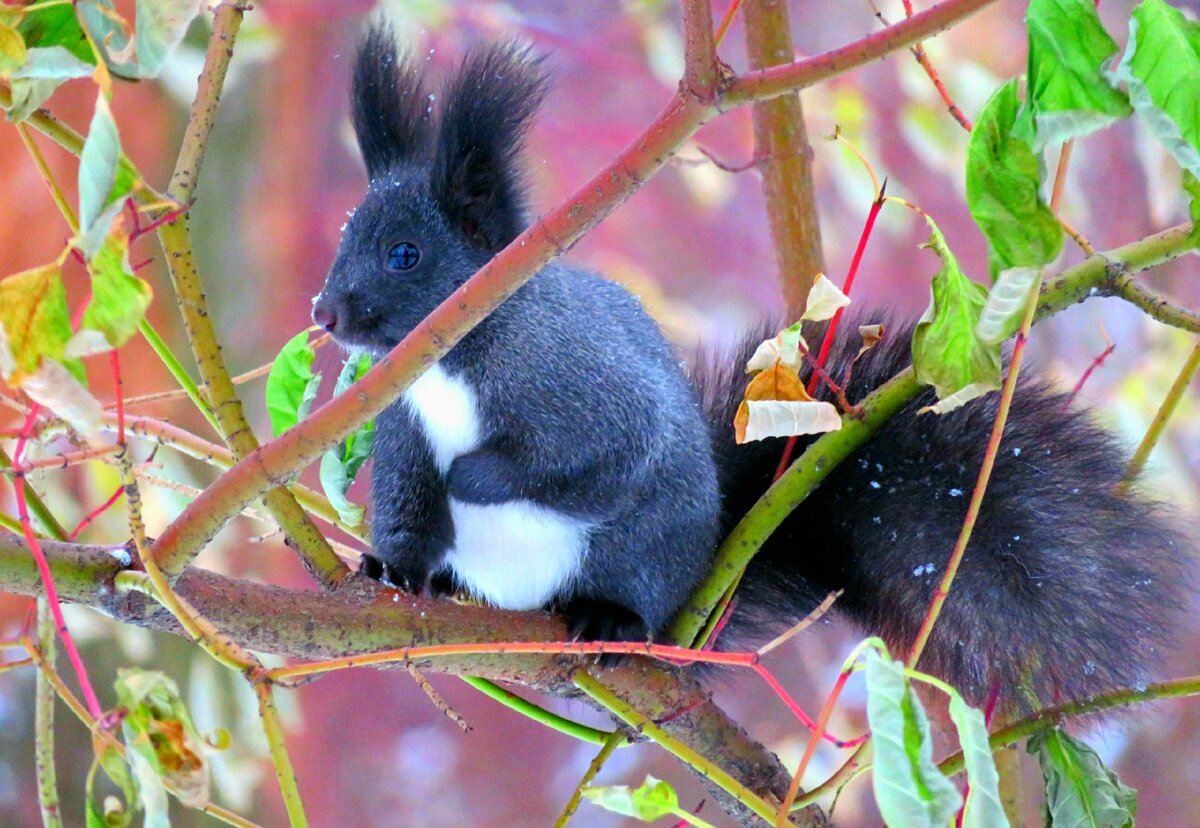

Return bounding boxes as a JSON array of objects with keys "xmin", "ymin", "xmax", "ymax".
[
  {"xmin": 744, "ymin": 0, "xmax": 826, "ymax": 316},
  {"xmin": 0, "ymin": 533, "xmax": 806, "ymax": 821}
]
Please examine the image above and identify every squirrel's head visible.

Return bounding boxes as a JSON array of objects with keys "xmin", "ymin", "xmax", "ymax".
[{"xmin": 312, "ymin": 25, "xmax": 546, "ymax": 354}]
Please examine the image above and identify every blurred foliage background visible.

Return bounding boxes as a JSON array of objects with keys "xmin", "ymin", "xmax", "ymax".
[{"xmin": 2, "ymin": 0, "xmax": 1199, "ymax": 825}]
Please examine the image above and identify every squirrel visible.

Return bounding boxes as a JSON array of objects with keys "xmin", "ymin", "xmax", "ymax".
[{"xmin": 311, "ymin": 26, "xmax": 1187, "ymax": 707}]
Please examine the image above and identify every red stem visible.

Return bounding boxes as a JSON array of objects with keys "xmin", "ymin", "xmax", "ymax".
[
  {"xmin": 12, "ymin": 404, "xmax": 103, "ymax": 718},
  {"xmin": 774, "ymin": 184, "xmax": 888, "ymax": 480},
  {"xmin": 68, "ymin": 485, "xmax": 125, "ymax": 542}
]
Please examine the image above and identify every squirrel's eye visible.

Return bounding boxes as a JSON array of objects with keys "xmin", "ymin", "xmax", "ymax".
[{"xmin": 386, "ymin": 242, "xmax": 420, "ymax": 272}]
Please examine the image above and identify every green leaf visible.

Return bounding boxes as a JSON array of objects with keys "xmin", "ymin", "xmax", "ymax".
[
  {"xmin": 76, "ymin": 0, "xmax": 138, "ymax": 80},
  {"xmin": 135, "ymin": 0, "xmax": 203, "ymax": 78},
  {"xmin": 0, "ymin": 22, "xmax": 27, "ymax": 76},
  {"xmin": 864, "ymin": 650, "xmax": 962, "ymax": 828},
  {"xmin": 3, "ymin": 46, "xmax": 95, "ymax": 123},
  {"xmin": 582, "ymin": 776, "xmax": 685, "ymax": 822},
  {"xmin": 265, "ymin": 331, "xmax": 320, "ymax": 437},
  {"xmin": 1029, "ymin": 729, "xmax": 1137, "ymax": 828},
  {"xmin": 966, "ymin": 79, "xmax": 1064, "ymax": 278},
  {"xmin": 976, "ymin": 266, "xmax": 1041, "ymax": 345},
  {"xmin": 1185, "ymin": 170, "xmax": 1200, "ymax": 248},
  {"xmin": 319, "ymin": 451, "xmax": 365, "ymax": 527},
  {"xmin": 85, "ymin": 739, "xmax": 138, "ymax": 828},
  {"xmin": 0, "ymin": 262, "xmax": 79, "ymax": 384},
  {"xmin": 319, "ymin": 353, "xmax": 376, "ymax": 526},
  {"xmin": 1112, "ymin": 0, "xmax": 1200, "ymax": 179},
  {"xmin": 947, "ymin": 694, "xmax": 1009, "ymax": 828},
  {"xmin": 1017, "ymin": 0, "xmax": 1132, "ymax": 149},
  {"xmin": 911, "ymin": 216, "xmax": 1001, "ymax": 413},
  {"xmin": 15, "ymin": 0, "xmax": 95, "ymax": 63},
  {"xmin": 333, "ymin": 352, "xmax": 375, "ymax": 477},
  {"xmin": 77, "ymin": 93, "xmax": 128, "ymax": 256},
  {"xmin": 115, "ymin": 668, "xmax": 210, "ymax": 811},
  {"xmin": 80, "ymin": 219, "xmax": 153, "ymax": 348}
]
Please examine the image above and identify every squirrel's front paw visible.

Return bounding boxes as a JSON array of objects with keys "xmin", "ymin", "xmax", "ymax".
[{"xmin": 359, "ymin": 542, "xmax": 440, "ymax": 596}]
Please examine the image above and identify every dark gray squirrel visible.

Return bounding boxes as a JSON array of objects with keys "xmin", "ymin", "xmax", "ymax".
[{"xmin": 311, "ymin": 26, "xmax": 1187, "ymax": 707}]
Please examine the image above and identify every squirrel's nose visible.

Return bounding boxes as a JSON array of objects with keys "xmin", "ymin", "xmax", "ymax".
[{"xmin": 312, "ymin": 296, "xmax": 338, "ymax": 332}]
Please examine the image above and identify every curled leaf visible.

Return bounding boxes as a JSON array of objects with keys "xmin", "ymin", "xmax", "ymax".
[
  {"xmin": 801, "ymin": 273, "xmax": 851, "ymax": 322},
  {"xmin": 911, "ymin": 216, "xmax": 1001, "ymax": 411},
  {"xmin": 265, "ymin": 331, "xmax": 320, "ymax": 437},
  {"xmin": 1112, "ymin": 0, "xmax": 1200, "ymax": 179},
  {"xmin": 582, "ymin": 776, "xmax": 681, "ymax": 822},
  {"xmin": 858, "ymin": 323, "xmax": 885, "ymax": 355},
  {"xmin": 1017, "ymin": 0, "xmax": 1132, "ymax": 150},
  {"xmin": 865, "ymin": 650, "xmax": 961, "ymax": 828},
  {"xmin": 966, "ymin": 79, "xmax": 1063, "ymax": 277},
  {"xmin": 738, "ymin": 399, "xmax": 843, "ymax": 442},
  {"xmin": 734, "ymin": 363, "xmax": 842, "ymax": 442},
  {"xmin": 23, "ymin": 359, "xmax": 104, "ymax": 440},
  {"xmin": 976, "ymin": 266, "xmax": 1041, "ymax": 344},
  {"xmin": 115, "ymin": 668, "xmax": 210, "ymax": 811}
]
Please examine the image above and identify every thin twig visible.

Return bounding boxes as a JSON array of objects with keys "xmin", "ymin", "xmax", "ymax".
[
  {"xmin": 1121, "ymin": 338, "xmax": 1200, "ymax": 488},
  {"xmin": 906, "ymin": 269, "xmax": 1044, "ymax": 669},
  {"xmin": 406, "ymin": 662, "xmax": 471, "ymax": 732},
  {"xmin": 552, "ymin": 730, "xmax": 626, "ymax": 828},
  {"xmin": 33, "ymin": 600, "xmax": 62, "ymax": 828}
]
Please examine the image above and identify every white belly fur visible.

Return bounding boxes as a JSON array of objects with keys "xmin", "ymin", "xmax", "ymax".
[{"xmin": 402, "ymin": 365, "xmax": 588, "ymax": 610}]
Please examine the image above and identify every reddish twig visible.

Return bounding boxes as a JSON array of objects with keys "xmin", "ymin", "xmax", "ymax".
[
  {"xmin": 68, "ymin": 485, "xmax": 126, "ymax": 542},
  {"xmin": 266, "ymin": 637, "xmax": 861, "ymax": 747},
  {"xmin": 869, "ymin": 0, "xmax": 973, "ymax": 130},
  {"xmin": 776, "ymin": 664, "xmax": 858, "ymax": 825},
  {"xmin": 8, "ymin": 444, "xmax": 121, "ymax": 472},
  {"xmin": 1064, "ymin": 339, "xmax": 1116, "ymax": 408},
  {"xmin": 773, "ymin": 182, "xmax": 888, "ymax": 480},
  {"xmin": 713, "ymin": 0, "xmax": 745, "ymax": 47},
  {"xmin": 11, "ymin": 405, "xmax": 103, "ymax": 718}
]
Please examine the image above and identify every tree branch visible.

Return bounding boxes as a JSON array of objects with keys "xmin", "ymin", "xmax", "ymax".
[
  {"xmin": 743, "ymin": 0, "xmax": 826, "ymax": 316},
  {"xmin": 680, "ymin": 0, "xmax": 719, "ymax": 102},
  {"xmin": 722, "ymin": 0, "xmax": 1001, "ymax": 107},
  {"xmin": 0, "ymin": 533, "xmax": 802, "ymax": 820}
]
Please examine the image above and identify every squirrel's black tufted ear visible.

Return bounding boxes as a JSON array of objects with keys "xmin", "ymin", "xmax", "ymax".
[
  {"xmin": 352, "ymin": 24, "xmax": 431, "ymax": 180},
  {"xmin": 431, "ymin": 42, "xmax": 548, "ymax": 252}
]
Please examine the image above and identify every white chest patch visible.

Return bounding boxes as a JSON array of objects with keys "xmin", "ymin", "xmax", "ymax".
[
  {"xmin": 402, "ymin": 364, "xmax": 482, "ymax": 472},
  {"xmin": 401, "ymin": 364, "xmax": 589, "ymax": 610},
  {"xmin": 445, "ymin": 499, "xmax": 590, "ymax": 610}
]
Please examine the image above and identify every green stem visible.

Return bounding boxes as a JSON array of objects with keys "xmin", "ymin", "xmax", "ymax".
[
  {"xmin": 672, "ymin": 220, "xmax": 1198, "ymax": 648},
  {"xmin": 34, "ymin": 599, "xmax": 62, "ymax": 828},
  {"xmin": 137, "ymin": 319, "xmax": 220, "ymax": 433},
  {"xmin": 1122, "ymin": 338, "xmax": 1200, "ymax": 487},
  {"xmin": 461, "ymin": 676, "xmax": 617, "ymax": 746},
  {"xmin": 573, "ymin": 672, "xmax": 790, "ymax": 826},
  {"xmin": 938, "ymin": 673, "xmax": 1200, "ymax": 777},
  {"xmin": 552, "ymin": 730, "xmax": 626, "ymax": 828},
  {"xmin": 669, "ymin": 366, "xmax": 921, "ymax": 646},
  {"xmin": 254, "ymin": 681, "xmax": 308, "ymax": 828}
]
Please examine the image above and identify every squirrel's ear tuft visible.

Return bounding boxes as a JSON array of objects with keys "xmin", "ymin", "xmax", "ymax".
[
  {"xmin": 352, "ymin": 24, "xmax": 431, "ymax": 180},
  {"xmin": 431, "ymin": 41, "xmax": 547, "ymax": 251}
]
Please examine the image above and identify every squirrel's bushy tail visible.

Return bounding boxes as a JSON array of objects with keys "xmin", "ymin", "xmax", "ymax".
[{"xmin": 699, "ymin": 317, "xmax": 1189, "ymax": 707}]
